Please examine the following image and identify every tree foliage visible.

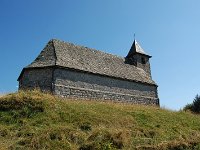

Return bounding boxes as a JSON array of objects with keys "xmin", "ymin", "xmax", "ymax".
[{"xmin": 184, "ymin": 94, "xmax": 200, "ymax": 113}]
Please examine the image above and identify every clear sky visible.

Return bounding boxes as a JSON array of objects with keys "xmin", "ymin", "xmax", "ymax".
[{"xmin": 0, "ymin": 0, "xmax": 200, "ymax": 110}]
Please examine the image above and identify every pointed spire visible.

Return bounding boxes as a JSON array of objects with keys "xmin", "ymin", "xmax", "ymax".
[{"xmin": 126, "ymin": 39, "xmax": 151, "ymax": 58}]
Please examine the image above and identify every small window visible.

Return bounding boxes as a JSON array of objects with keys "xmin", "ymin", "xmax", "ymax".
[{"xmin": 141, "ymin": 57, "xmax": 146, "ymax": 64}]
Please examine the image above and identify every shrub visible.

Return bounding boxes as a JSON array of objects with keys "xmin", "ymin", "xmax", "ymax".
[
  {"xmin": 192, "ymin": 95, "xmax": 200, "ymax": 113},
  {"xmin": 184, "ymin": 95, "xmax": 200, "ymax": 113},
  {"xmin": 183, "ymin": 103, "xmax": 193, "ymax": 112}
]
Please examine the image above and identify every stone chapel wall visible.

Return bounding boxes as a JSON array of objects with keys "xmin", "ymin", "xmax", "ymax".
[
  {"xmin": 53, "ymin": 68, "xmax": 159, "ymax": 105},
  {"xmin": 19, "ymin": 68, "xmax": 53, "ymax": 91}
]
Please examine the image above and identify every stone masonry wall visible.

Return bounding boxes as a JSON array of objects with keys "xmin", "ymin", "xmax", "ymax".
[
  {"xmin": 133, "ymin": 54, "xmax": 151, "ymax": 77},
  {"xmin": 54, "ymin": 85, "xmax": 159, "ymax": 105},
  {"xmin": 19, "ymin": 68, "xmax": 53, "ymax": 91},
  {"xmin": 53, "ymin": 68, "xmax": 159, "ymax": 105}
]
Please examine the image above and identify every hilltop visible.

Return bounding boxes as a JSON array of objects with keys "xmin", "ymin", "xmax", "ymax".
[{"xmin": 1, "ymin": 90, "xmax": 200, "ymax": 150}]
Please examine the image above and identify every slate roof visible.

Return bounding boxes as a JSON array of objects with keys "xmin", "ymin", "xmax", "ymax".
[
  {"xmin": 126, "ymin": 40, "xmax": 151, "ymax": 58},
  {"xmin": 22, "ymin": 39, "xmax": 156, "ymax": 85}
]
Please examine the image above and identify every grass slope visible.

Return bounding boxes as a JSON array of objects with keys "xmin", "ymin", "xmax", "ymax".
[{"xmin": 1, "ymin": 91, "xmax": 200, "ymax": 150}]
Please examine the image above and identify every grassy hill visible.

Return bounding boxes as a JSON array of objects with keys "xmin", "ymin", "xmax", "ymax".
[{"xmin": 1, "ymin": 91, "xmax": 200, "ymax": 150}]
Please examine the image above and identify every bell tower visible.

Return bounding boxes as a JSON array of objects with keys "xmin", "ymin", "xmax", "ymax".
[{"xmin": 125, "ymin": 40, "xmax": 152, "ymax": 77}]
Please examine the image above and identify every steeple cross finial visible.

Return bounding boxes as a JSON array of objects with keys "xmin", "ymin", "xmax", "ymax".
[{"xmin": 134, "ymin": 33, "xmax": 136, "ymax": 40}]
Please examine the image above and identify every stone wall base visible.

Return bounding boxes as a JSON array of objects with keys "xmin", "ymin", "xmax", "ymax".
[{"xmin": 54, "ymin": 85, "xmax": 159, "ymax": 106}]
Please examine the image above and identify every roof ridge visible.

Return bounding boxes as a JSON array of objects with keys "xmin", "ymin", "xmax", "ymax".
[{"xmin": 51, "ymin": 39, "xmax": 58, "ymax": 66}]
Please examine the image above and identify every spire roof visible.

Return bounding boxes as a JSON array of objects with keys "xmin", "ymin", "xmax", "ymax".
[{"xmin": 126, "ymin": 40, "xmax": 151, "ymax": 58}]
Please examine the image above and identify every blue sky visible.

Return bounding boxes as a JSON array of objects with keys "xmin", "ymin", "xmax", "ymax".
[{"xmin": 0, "ymin": 0, "xmax": 200, "ymax": 110}]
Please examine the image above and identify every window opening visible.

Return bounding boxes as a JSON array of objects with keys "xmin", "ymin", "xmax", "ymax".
[{"xmin": 141, "ymin": 57, "xmax": 146, "ymax": 64}]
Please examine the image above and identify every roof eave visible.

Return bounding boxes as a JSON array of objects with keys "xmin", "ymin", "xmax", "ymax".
[
  {"xmin": 17, "ymin": 65, "xmax": 158, "ymax": 87},
  {"xmin": 54, "ymin": 65, "xmax": 158, "ymax": 86},
  {"xmin": 134, "ymin": 52, "xmax": 152, "ymax": 58}
]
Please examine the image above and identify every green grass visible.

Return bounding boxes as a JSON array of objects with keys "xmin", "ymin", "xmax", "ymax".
[{"xmin": 1, "ymin": 90, "xmax": 200, "ymax": 150}]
